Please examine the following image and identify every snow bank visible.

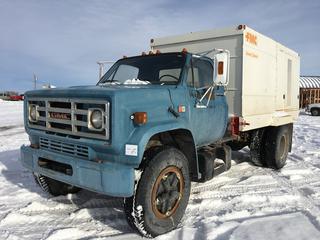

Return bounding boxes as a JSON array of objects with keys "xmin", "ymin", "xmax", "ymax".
[
  {"xmin": 0, "ymin": 100, "xmax": 24, "ymax": 127},
  {"xmin": 230, "ymin": 212, "xmax": 320, "ymax": 240}
]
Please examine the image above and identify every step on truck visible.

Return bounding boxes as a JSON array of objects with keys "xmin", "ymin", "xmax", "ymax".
[{"xmin": 20, "ymin": 25, "xmax": 300, "ymax": 237}]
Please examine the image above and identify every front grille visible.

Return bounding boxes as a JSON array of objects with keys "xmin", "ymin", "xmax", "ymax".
[
  {"xmin": 39, "ymin": 137, "xmax": 89, "ymax": 159},
  {"xmin": 27, "ymin": 98, "xmax": 109, "ymax": 140}
]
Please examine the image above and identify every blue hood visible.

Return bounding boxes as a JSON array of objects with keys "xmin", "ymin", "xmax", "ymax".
[{"xmin": 25, "ymin": 84, "xmax": 174, "ymax": 99}]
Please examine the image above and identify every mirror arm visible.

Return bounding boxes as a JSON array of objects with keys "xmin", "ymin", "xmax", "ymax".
[{"xmin": 196, "ymin": 85, "xmax": 215, "ymax": 108}]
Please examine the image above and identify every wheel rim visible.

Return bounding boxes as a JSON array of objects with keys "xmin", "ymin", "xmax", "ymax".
[
  {"xmin": 279, "ymin": 134, "xmax": 287, "ymax": 160},
  {"xmin": 151, "ymin": 166, "xmax": 184, "ymax": 219}
]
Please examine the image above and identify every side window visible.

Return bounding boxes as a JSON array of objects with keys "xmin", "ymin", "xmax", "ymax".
[
  {"xmin": 159, "ymin": 68, "xmax": 181, "ymax": 83},
  {"xmin": 187, "ymin": 58, "xmax": 213, "ymax": 88},
  {"xmin": 112, "ymin": 64, "xmax": 139, "ymax": 81}
]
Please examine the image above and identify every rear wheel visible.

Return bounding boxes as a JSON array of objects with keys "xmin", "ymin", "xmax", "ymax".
[
  {"xmin": 34, "ymin": 173, "xmax": 81, "ymax": 196},
  {"xmin": 249, "ymin": 129, "xmax": 267, "ymax": 167},
  {"xmin": 124, "ymin": 147, "xmax": 190, "ymax": 237},
  {"xmin": 264, "ymin": 125, "xmax": 291, "ymax": 169},
  {"xmin": 311, "ymin": 108, "xmax": 320, "ymax": 116}
]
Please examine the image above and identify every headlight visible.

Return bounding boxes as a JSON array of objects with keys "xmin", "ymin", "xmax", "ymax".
[
  {"xmin": 88, "ymin": 108, "xmax": 104, "ymax": 130},
  {"xmin": 29, "ymin": 104, "xmax": 39, "ymax": 122}
]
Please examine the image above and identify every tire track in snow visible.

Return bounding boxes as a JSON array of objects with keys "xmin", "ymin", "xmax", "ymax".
[
  {"xmin": 16, "ymin": 197, "xmax": 123, "ymax": 216},
  {"xmin": 0, "ymin": 125, "xmax": 24, "ymax": 132},
  {"xmin": 265, "ymin": 167, "xmax": 320, "ymax": 230}
]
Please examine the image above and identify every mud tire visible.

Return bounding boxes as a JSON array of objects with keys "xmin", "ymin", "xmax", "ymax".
[
  {"xmin": 265, "ymin": 125, "xmax": 291, "ymax": 169},
  {"xmin": 249, "ymin": 129, "xmax": 268, "ymax": 167},
  {"xmin": 123, "ymin": 147, "xmax": 190, "ymax": 237}
]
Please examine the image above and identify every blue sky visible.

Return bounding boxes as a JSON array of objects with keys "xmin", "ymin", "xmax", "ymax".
[{"xmin": 0, "ymin": 0, "xmax": 319, "ymax": 92}]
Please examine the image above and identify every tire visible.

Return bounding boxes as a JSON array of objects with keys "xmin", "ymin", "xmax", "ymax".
[
  {"xmin": 311, "ymin": 108, "xmax": 320, "ymax": 116},
  {"xmin": 264, "ymin": 125, "xmax": 291, "ymax": 169},
  {"xmin": 123, "ymin": 147, "xmax": 190, "ymax": 237},
  {"xmin": 34, "ymin": 173, "xmax": 81, "ymax": 196},
  {"xmin": 249, "ymin": 129, "xmax": 267, "ymax": 167}
]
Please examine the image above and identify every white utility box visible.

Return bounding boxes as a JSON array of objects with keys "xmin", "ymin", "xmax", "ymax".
[{"xmin": 151, "ymin": 25, "xmax": 300, "ymax": 131}]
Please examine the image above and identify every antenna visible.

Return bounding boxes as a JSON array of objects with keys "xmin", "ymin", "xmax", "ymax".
[{"xmin": 33, "ymin": 73, "xmax": 38, "ymax": 89}]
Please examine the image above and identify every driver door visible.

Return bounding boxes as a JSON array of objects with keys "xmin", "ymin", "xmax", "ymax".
[{"xmin": 187, "ymin": 56, "xmax": 226, "ymax": 146}]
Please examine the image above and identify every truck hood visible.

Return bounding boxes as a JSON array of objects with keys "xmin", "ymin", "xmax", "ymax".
[{"xmin": 25, "ymin": 84, "xmax": 174, "ymax": 99}]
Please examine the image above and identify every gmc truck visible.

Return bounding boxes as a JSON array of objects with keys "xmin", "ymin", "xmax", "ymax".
[{"xmin": 20, "ymin": 25, "xmax": 300, "ymax": 237}]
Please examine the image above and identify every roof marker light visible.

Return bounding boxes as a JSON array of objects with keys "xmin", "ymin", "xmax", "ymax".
[{"xmin": 237, "ymin": 24, "xmax": 246, "ymax": 30}]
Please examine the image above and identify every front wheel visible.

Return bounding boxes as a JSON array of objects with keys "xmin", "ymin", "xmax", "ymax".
[{"xmin": 124, "ymin": 147, "xmax": 190, "ymax": 237}]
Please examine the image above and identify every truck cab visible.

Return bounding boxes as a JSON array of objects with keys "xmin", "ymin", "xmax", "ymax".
[{"xmin": 21, "ymin": 50, "xmax": 231, "ymax": 237}]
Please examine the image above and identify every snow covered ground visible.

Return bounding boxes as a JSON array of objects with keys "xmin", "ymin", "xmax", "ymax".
[{"xmin": 0, "ymin": 100, "xmax": 320, "ymax": 240}]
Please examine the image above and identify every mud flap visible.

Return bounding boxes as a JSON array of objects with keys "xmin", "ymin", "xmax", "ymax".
[{"xmin": 197, "ymin": 145, "xmax": 232, "ymax": 182}]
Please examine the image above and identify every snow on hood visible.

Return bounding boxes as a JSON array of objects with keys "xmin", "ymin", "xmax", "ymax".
[
  {"xmin": 123, "ymin": 78, "xmax": 150, "ymax": 85},
  {"xmin": 99, "ymin": 78, "xmax": 150, "ymax": 86}
]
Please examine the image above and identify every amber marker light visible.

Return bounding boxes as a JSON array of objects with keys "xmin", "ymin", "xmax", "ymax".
[
  {"xmin": 218, "ymin": 61, "xmax": 224, "ymax": 75},
  {"xmin": 133, "ymin": 112, "xmax": 148, "ymax": 125},
  {"xmin": 237, "ymin": 24, "xmax": 246, "ymax": 30},
  {"xmin": 182, "ymin": 48, "xmax": 188, "ymax": 53}
]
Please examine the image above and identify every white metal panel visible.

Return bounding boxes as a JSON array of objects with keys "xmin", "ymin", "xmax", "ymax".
[
  {"xmin": 242, "ymin": 27, "xmax": 277, "ymax": 117},
  {"xmin": 242, "ymin": 27, "xmax": 299, "ymax": 130},
  {"xmin": 150, "ymin": 25, "xmax": 300, "ymax": 131}
]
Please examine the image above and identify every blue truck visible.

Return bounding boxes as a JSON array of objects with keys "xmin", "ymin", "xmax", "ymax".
[{"xmin": 21, "ymin": 26, "xmax": 299, "ymax": 237}]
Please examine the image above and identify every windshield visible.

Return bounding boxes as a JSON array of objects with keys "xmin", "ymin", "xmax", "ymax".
[{"xmin": 98, "ymin": 53, "xmax": 187, "ymax": 85}]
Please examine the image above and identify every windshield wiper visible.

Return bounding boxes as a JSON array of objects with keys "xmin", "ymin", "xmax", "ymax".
[{"xmin": 99, "ymin": 80, "xmax": 121, "ymax": 85}]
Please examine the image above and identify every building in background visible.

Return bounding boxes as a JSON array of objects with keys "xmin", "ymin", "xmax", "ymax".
[{"xmin": 300, "ymin": 76, "xmax": 320, "ymax": 108}]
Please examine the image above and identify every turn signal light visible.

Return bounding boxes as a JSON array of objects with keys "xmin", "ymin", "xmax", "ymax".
[
  {"xmin": 133, "ymin": 112, "xmax": 147, "ymax": 125},
  {"xmin": 218, "ymin": 61, "xmax": 224, "ymax": 75}
]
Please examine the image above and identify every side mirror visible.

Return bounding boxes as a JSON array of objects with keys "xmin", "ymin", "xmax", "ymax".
[{"xmin": 214, "ymin": 52, "xmax": 229, "ymax": 86}]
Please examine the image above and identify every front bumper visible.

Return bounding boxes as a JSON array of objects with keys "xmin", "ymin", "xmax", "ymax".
[{"xmin": 20, "ymin": 145, "xmax": 135, "ymax": 197}]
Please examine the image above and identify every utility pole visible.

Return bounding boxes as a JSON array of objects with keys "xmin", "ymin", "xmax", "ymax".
[{"xmin": 33, "ymin": 73, "xmax": 38, "ymax": 89}]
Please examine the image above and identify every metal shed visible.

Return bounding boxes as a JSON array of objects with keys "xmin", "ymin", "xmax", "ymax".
[{"xmin": 300, "ymin": 76, "xmax": 320, "ymax": 108}]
